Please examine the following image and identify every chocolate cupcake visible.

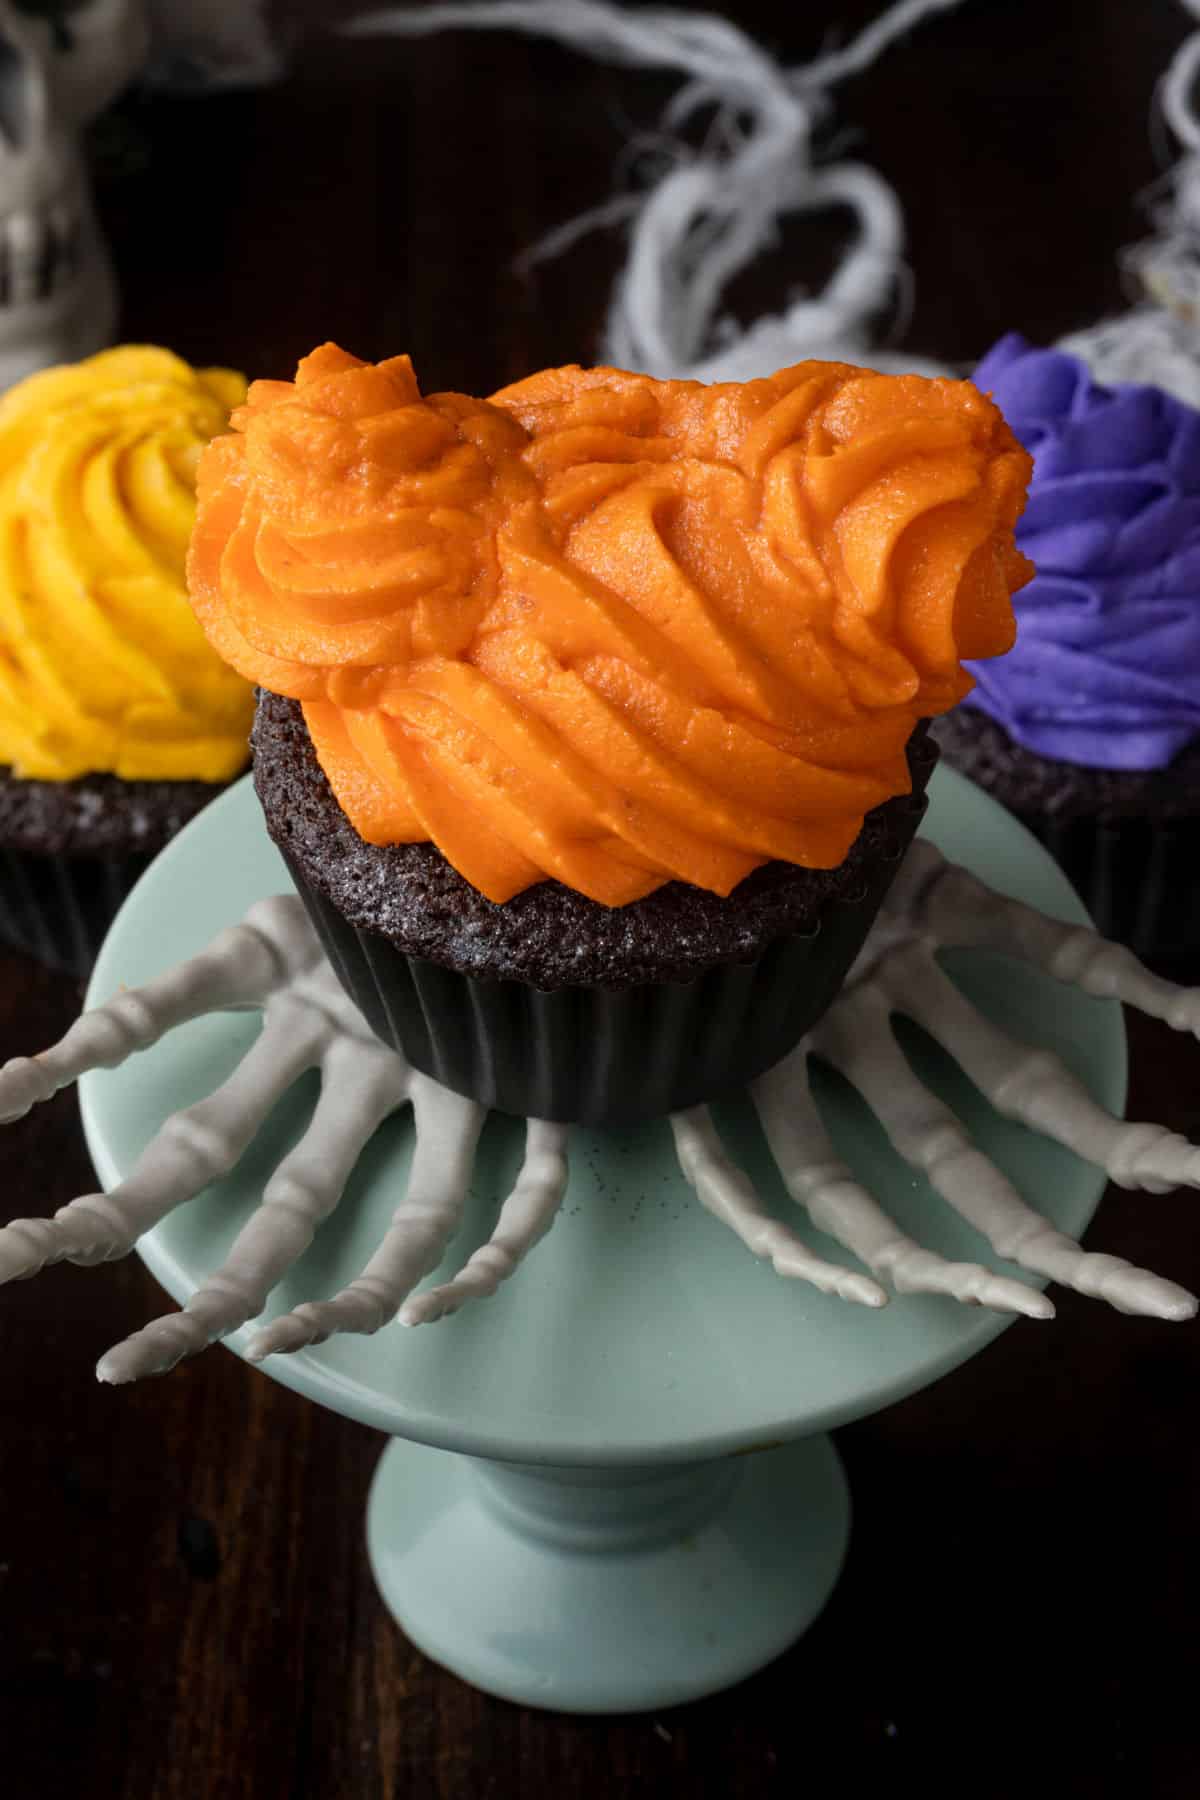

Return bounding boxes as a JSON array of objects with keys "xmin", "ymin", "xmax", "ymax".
[
  {"xmin": 0, "ymin": 347, "xmax": 253, "ymax": 975},
  {"xmin": 253, "ymin": 687, "xmax": 937, "ymax": 1120},
  {"xmin": 0, "ymin": 768, "xmax": 237, "ymax": 977},
  {"xmin": 934, "ymin": 334, "xmax": 1200, "ymax": 965},
  {"xmin": 189, "ymin": 345, "xmax": 1031, "ymax": 1122}
]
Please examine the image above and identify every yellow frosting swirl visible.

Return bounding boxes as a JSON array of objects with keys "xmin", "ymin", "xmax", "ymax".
[{"xmin": 0, "ymin": 346, "xmax": 253, "ymax": 782}]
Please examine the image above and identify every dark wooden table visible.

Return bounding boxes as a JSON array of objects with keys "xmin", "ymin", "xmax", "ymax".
[{"xmin": 3, "ymin": 4, "xmax": 1199, "ymax": 1795}]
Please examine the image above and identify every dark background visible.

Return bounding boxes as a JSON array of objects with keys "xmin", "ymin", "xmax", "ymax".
[{"xmin": 2, "ymin": 3, "xmax": 1199, "ymax": 1796}]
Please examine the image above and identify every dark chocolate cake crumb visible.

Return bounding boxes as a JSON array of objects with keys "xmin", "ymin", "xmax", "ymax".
[
  {"xmin": 0, "ymin": 767, "xmax": 228, "ymax": 857},
  {"xmin": 253, "ymin": 689, "xmax": 935, "ymax": 990},
  {"xmin": 933, "ymin": 708, "xmax": 1200, "ymax": 824}
]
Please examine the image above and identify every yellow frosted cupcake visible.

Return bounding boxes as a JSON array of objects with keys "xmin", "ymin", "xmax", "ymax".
[{"xmin": 0, "ymin": 346, "xmax": 253, "ymax": 972}]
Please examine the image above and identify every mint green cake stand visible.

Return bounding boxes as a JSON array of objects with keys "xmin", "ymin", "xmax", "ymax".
[{"xmin": 79, "ymin": 769, "xmax": 1124, "ymax": 1714}]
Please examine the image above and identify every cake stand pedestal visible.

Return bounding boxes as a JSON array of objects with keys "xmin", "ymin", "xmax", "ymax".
[
  {"xmin": 366, "ymin": 1436, "xmax": 848, "ymax": 1712},
  {"xmin": 77, "ymin": 769, "xmax": 1123, "ymax": 1713}
]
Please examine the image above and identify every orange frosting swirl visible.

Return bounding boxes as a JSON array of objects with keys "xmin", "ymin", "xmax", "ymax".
[{"xmin": 188, "ymin": 345, "xmax": 1032, "ymax": 905}]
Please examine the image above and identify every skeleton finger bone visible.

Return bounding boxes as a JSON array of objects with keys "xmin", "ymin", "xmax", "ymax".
[
  {"xmin": 0, "ymin": 1005, "xmax": 324, "ymax": 1289},
  {"xmin": 811, "ymin": 986, "xmax": 1195, "ymax": 1321},
  {"xmin": 400, "ymin": 1119, "xmax": 571, "ymax": 1325},
  {"xmin": 95, "ymin": 1046, "xmax": 414, "ymax": 1384},
  {"xmin": 0, "ymin": 898, "xmax": 304, "ymax": 1128},
  {"xmin": 891, "ymin": 841, "xmax": 1200, "ymax": 1036},
  {"xmin": 247, "ymin": 1075, "xmax": 488, "ymax": 1360},
  {"xmin": 669, "ymin": 1102, "xmax": 889, "ymax": 1306},
  {"xmin": 875, "ymin": 939, "xmax": 1200, "ymax": 1195},
  {"xmin": 752, "ymin": 1044, "xmax": 1053, "ymax": 1318}
]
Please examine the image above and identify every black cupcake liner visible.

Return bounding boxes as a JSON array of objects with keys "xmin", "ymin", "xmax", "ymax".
[
  {"xmin": 1017, "ymin": 812, "xmax": 1199, "ymax": 976},
  {"xmin": 282, "ymin": 761, "xmax": 934, "ymax": 1125},
  {"xmin": 0, "ymin": 847, "xmax": 153, "ymax": 979},
  {"xmin": 931, "ymin": 710, "xmax": 1200, "ymax": 974}
]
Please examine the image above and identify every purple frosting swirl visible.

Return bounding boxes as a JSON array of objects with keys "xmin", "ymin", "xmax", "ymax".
[{"xmin": 965, "ymin": 332, "xmax": 1200, "ymax": 770}]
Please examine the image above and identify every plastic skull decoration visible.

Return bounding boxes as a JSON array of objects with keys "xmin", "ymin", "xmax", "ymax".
[{"xmin": 0, "ymin": 0, "xmax": 148, "ymax": 390}]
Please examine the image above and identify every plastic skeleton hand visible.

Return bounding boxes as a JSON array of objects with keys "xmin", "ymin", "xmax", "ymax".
[
  {"xmin": 0, "ymin": 847, "xmax": 1196, "ymax": 1387},
  {"xmin": 0, "ymin": 897, "xmax": 569, "ymax": 1382},
  {"xmin": 672, "ymin": 840, "xmax": 1199, "ymax": 1323}
]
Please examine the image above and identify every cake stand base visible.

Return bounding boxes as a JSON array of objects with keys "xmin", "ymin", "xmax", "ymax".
[{"xmin": 366, "ymin": 1435, "xmax": 850, "ymax": 1713}]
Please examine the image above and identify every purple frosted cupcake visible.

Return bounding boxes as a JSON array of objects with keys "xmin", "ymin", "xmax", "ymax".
[{"xmin": 934, "ymin": 333, "xmax": 1200, "ymax": 965}]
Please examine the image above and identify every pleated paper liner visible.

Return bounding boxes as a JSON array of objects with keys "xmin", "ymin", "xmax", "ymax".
[
  {"xmin": 0, "ymin": 847, "xmax": 156, "ymax": 979},
  {"xmin": 284, "ymin": 743, "xmax": 937, "ymax": 1126},
  {"xmin": 1018, "ymin": 812, "xmax": 1200, "ymax": 979}
]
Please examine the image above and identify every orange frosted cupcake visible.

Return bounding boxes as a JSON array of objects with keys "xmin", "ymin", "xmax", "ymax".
[{"xmin": 188, "ymin": 345, "xmax": 1031, "ymax": 1122}]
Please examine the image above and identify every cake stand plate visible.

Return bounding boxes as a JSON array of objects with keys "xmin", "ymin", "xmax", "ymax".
[{"xmin": 79, "ymin": 768, "xmax": 1125, "ymax": 1712}]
